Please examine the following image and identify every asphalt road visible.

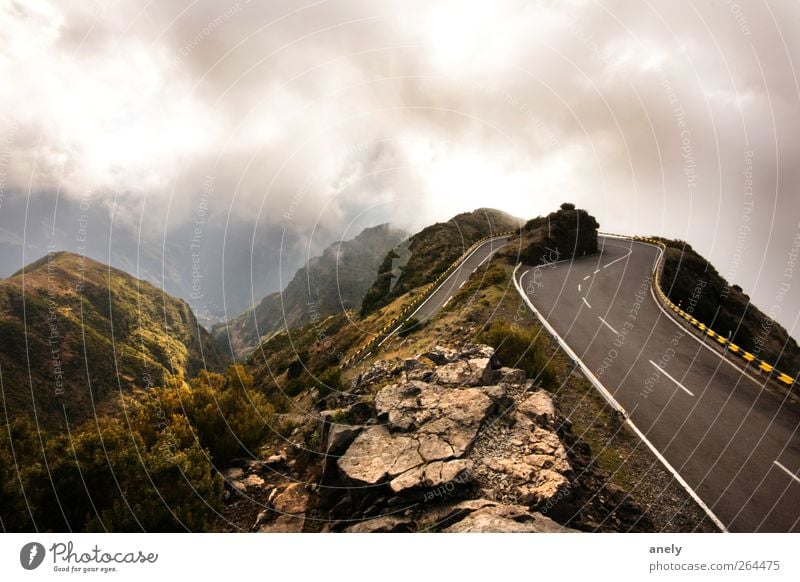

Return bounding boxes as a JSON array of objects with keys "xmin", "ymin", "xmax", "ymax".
[
  {"xmin": 411, "ymin": 235, "xmax": 512, "ymax": 323},
  {"xmin": 517, "ymin": 236, "xmax": 800, "ymax": 532},
  {"xmin": 379, "ymin": 235, "xmax": 512, "ymax": 345}
]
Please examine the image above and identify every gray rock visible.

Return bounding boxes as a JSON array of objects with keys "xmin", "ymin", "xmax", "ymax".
[
  {"xmin": 344, "ymin": 516, "xmax": 416, "ymax": 533},
  {"xmin": 265, "ymin": 452, "xmax": 287, "ymax": 465},
  {"xmin": 518, "ymin": 391, "xmax": 557, "ymax": 427},
  {"xmin": 458, "ymin": 344, "xmax": 496, "ymax": 361},
  {"xmin": 420, "ymin": 346, "xmax": 458, "ymax": 365},
  {"xmin": 257, "ymin": 514, "xmax": 305, "ymax": 533},
  {"xmin": 493, "ymin": 367, "xmax": 526, "ymax": 384},
  {"xmin": 337, "ymin": 426, "xmax": 424, "ymax": 486},
  {"xmin": 432, "ymin": 358, "xmax": 493, "ymax": 386},
  {"xmin": 326, "ymin": 424, "xmax": 363, "ymax": 456},
  {"xmin": 272, "ymin": 483, "xmax": 311, "ymax": 515},
  {"xmin": 442, "ymin": 502, "xmax": 576, "ymax": 533},
  {"xmin": 389, "ymin": 459, "xmax": 474, "ymax": 494},
  {"xmin": 374, "ymin": 381, "xmax": 494, "ymax": 454},
  {"xmin": 339, "ymin": 381, "xmax": 496, "ymax": 488}
]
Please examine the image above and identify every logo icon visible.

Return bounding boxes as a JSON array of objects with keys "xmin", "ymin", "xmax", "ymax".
[{"xmin": 20, "ymin": 542, "xmax": 45, "ymax": 570}]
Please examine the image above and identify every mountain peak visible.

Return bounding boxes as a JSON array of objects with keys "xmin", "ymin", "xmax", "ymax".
[{"xmin": 215, "ymin": 223, "xmax": 409, "ymax": 355}]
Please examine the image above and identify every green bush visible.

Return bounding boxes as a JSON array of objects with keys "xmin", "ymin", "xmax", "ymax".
[
  {"xmin": 479, "ymin": 320, "xmax": 557, "ymax": 388},
  {"xmin": 132, "ymin": 365, "xmax": 274, "ymax": 466},
  {"xmin": 0, "ymin": 415, "xmax": 222, "ymax": 532},
  {"xmin": 315, "ymin": 367, "xmax": 345, "ymax": 399}
]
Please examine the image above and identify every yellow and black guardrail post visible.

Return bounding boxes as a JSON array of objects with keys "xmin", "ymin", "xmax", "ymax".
[{"xmin": 635, "ymin": 236, "xmax": 797, "ymax": 388}]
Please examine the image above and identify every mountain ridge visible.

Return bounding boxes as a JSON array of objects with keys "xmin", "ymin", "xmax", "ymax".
[
  {"xmin": 0, "ymin": 250, "xmax": 228, "ymax": 430},
  {"xmin": 213, "ymin": 223, "xmax": 408, "ymax": 356}
]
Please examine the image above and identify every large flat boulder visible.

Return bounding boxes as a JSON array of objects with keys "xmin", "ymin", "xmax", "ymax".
[
  {"xmin": 389, "ymin": 459, "xmax": 474, "ymax": 494},
  {"xmin": 442, "ymin": 502, "xmax": 577, "ymax": 533},
  {"xmin": 338, "ymin": 380, "xmax": 501, "ymax": 491},
  {"xmin": 432, "ymin": 358, "xmax": 493, "ymax": 386},
  {"xmin": 337, "ymin": 426, "xmax": 425, "ymax": 486}
]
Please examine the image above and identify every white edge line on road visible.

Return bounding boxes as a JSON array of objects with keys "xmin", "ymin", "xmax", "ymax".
[
  {"xmin": 583, "ymin": 275, "xmax": 591, "ymax": 281},
  {"xmin": 773, "ymin": 460, "xmax": 800, "ymax": 485},
  {"xmin": 513, "ymin": 262, "xmax": 728, "ymax": 533},
  {"xmin": 459, "ymin": 280, "xmax": 466, "ymax": 289},
  {"xmin": 582, "ymin": 296, "xmax": 592, "ymax": 309},
  {"xmin": 578, "ymin": 283, "xmax": 582, "ymax": 293},
  {"xmin": 649, "ymin": 360, "xmax": 695, "ymax": 397},
  {"xmin": 442, "ymin": 297, "xmax": 451, "ymax": 307},
  {"xmin": 603, "ymin": 247, "xmax": 633, "ymax": 269},
  {"xmin": 634, "ymin": 239, "xmax": 775, "ymax": 392},
  {"xmin": 598, "ymin": 316, "xmax": 619, "ymax": 335},
  {"xmin": 593, "ymin": 269, "xmax": 601, "ymax": 274},
  {"xmin": 378, "ymin": 236, "xmax": 510, "ymax": 346}
]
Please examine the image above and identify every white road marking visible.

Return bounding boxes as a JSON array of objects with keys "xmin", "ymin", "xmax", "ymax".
[
  {"xmin": 512, "ymin": 262, "xmax": 728, "ymax": 532},
  {"xmin": 598, "ymin": 316, "xmax": 619, "ymax": 335},
  {"xmin": 583, "ymin": 275, "xmax": 591, "ymax": 281},
  {"xmin": 593, "ymin": 269, "xmax": 601, "ymax": 274},
  {"xmin": 459, "ymin": 280, "xmax": 466, "ymax": 289},
  {"xmin": 774, "ymin": 460, "xmax": 800, "ymax": 485},
  {"xmin": 578, "ymin": 283, "xmax": 582, "ymax": 293},
  {"xmin": 643, "ymin": 244, "xmax": 770, "ymax": 391},
  {"xmin": 443, "ymin": 297, "xmax": 452, "ymax": 307},
  {"xmin": 649, "ymin": 360, "xmax": 695, "ymax": 397},
  {"xmin": 582, "ymin": 297, "xmax": 592, "ymax": 309},
  {"xmin": 603, "ymin": 247, "xmax": 633, "ymax": 269}
]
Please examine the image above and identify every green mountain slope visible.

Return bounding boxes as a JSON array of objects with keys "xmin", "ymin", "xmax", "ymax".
[
  {"xmin": 361, "ymin": 208, "xmax": 522, "ymax": 315},
  {"xmin": 0, "ymin": 251, "xmax": 228, "ymax": 429},
  {"xmin": 214, "ymin": 223, "xmax": 407, "ymax": 356}
]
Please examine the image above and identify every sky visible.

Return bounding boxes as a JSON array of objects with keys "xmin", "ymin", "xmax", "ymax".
[{"xmin": 1, "ymin": 0, "xmax": 799, "ymax": 336}]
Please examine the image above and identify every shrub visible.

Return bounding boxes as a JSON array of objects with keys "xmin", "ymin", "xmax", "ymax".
[
  {"xmin": 479, "ymin": 319, "xmax": 557, "ymax": 387},
  {"xmin": 0, "ymin": 415, "xmax": 222, "ymax": 532},
  {"xmin": 397, "ymin": 317, "xmax": 422, "ymax": 337},
  {"xmin": 315, "ymin": 367, "xmax": 345, "ymax": 399},
  {"xmin": 132, "ymin": 365, "xmax": 274, "ymax": 466}
]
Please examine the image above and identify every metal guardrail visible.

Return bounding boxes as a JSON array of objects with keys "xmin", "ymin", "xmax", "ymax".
[
  {"xmin": 636, "ymin": 236, "xmax": 797, "ymax": 388},
  {"xmin": 340, "ymin": 231, "xmax": 515, "ymax": 368}
]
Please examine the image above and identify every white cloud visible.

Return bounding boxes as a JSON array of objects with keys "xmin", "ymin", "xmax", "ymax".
[{"xmin": 1, "ymin": 0, "xmax": 799, "ymax": 331}]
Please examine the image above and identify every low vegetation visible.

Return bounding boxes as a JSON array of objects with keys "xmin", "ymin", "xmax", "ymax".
[
  {"xmin": 479, "ymin": 319, "xmax": 557, "ymax": 388},
  {"xmin": 0, "ymin": 364, "xmax": 277, "ymax": 532},
  {"xmin": 0, "ymin": 251, "xmax": 228, "ymax": 430},
  {"xmin": 361, "ymin": 208, "xmax": 521, "ymax": 315}
]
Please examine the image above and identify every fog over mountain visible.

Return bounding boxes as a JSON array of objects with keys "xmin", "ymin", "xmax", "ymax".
[{"xmin": 1, "ymin": 0, "xmax": 799, "ymax": 335}]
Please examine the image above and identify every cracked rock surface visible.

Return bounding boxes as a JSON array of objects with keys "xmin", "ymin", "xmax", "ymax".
[{"xmin": 329, "ymin": 344, "xmax": 579, "ymax": 531}]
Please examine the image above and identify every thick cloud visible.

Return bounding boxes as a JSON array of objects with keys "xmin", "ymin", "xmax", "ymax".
[{"xmin": 1, "ymin": 0, "xmax": 799, "ymax": 335}]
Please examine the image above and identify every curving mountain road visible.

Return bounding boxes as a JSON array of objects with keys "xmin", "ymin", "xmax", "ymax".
[
  {"xmin": 378, "ymin": 235, "xmax": 512, "ymax": 345},
  {"xmin": 516, "ymin": 236, "xmax": 800, "ymax": 532}
]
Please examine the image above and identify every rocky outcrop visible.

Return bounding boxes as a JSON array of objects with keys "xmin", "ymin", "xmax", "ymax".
[
  {"xmin": 254, "ymin": 483, "xmax": 312, "ymax": 533},
  {"xmin": 324, "ymin": 344, "xmax": 579, "ymax": 532},
  {"xmin": 344, "ymin": 516, "xmax": 416, "ymax": 533},
  {"xmin": 441, "ymin": 500, "xmax": 575, "ymax": 533}
]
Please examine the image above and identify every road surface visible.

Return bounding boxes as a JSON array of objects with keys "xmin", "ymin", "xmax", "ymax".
[
  {"xmin": 380, "ymin": 235, "xmax": 512, "ymax": 343},
  {"xmin": 517, "ymin": 236, "xmax": 800, "ymax": 532}
]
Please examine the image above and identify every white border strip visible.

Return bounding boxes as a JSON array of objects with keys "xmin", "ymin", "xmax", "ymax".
[
  {"xmin": 513, "ymin": 262, "xmax": 728, "ymax": 532},
  {"xmin": 634, "ymin": 239, "xmax": 779, "ymax": 393}
]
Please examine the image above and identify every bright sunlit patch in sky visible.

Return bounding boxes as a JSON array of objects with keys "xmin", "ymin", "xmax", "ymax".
[
  {"xmin": 403, "ymin": 137, "xmax": 582, "ymax": 221},
  {"xmin": 425, "ymin": 0, "xmax": 513, "ymax": 74}
]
